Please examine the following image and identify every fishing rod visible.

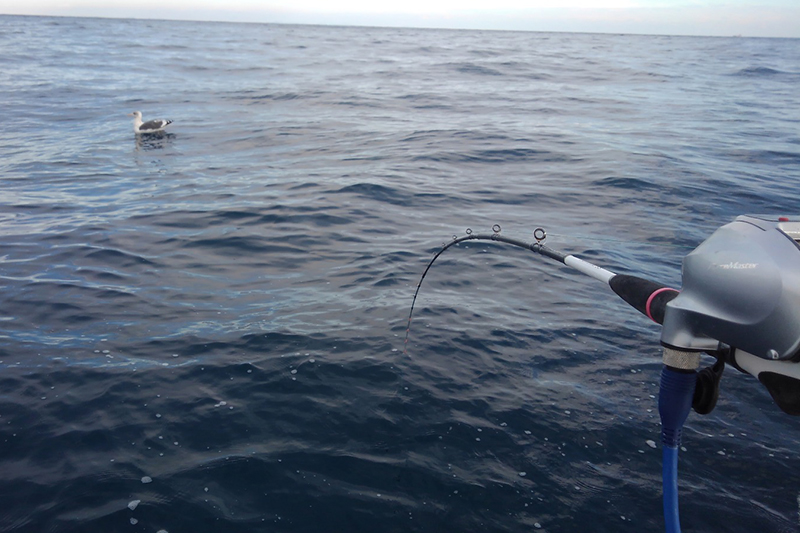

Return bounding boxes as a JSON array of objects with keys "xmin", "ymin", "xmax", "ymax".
[
  {"xmin": 406, "ymin": 215, "xmax": 800, "ymax": 533},
  {"xmin": 405, "ymin": 224, "xmax": 677, "ymax": 352}
]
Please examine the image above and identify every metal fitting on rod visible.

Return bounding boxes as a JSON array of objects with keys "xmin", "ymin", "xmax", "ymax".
[{"xmin": 663, "ymin": 348, "xmax": 701, "ymax": 371}]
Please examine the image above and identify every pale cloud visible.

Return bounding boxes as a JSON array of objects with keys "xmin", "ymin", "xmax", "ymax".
[
  {"xmin": 1, "ymin": 0, "xmax": 798, "ymax": 37},
  {"xmin": 11, "ymin": 0, "xmax": 640, "ymax": 14},
  {"xmin": 250, "ymin": 0, "xmax": 640, "ymax": 13}
]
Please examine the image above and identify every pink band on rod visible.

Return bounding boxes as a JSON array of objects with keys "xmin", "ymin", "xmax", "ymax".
[{"xmin": 646, "ymin": 287, "xmax": 678, "ymax": 322}]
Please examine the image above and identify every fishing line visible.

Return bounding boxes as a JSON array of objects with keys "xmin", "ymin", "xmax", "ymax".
[{"xmin": 403, "ymin": 225, "xmax": 577, "ymax": 355}]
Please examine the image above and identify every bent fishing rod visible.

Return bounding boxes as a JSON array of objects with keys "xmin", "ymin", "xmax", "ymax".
[{"xmin": 406, "ymin": 215, "xmax": 800, "ymax": 533}]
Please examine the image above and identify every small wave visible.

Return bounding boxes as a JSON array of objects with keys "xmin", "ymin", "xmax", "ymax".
[
  {"xmin": 413, "ymin": 148, "xmax": 570, "ymax": 164},
  {"xmin": 334, "ymin": 183, "xmax": 411, "ymax": 206},
  {"xmin": 224, "ymin": 90, "xmax": 322, "ymax": 103},
  {"xmin": 256, "ymin": 212, "xmax": 352, "ymax": 227},
  {"xmin": 259, "ymin": 92, "xmax": 310, "ymax": 101},
  {"xmin": 732, "ymin": 66, "xmax": 788, "ymax": 77},
  {"xmin": 83, "ymin": 247, "xmax": 157, "ymax": 268},
  {"xmin": 593, "ymin": 176, "xmax": 663, "ymax": 191},
  {"xmin": 335, "ymin": 99, "xmax": 380, "ymax": 108},
  {"xmin": 184, "ymin": 236, "xmax": 308, "ymax": 256},
  {"xmin": 450, "ymin": 62, "xmax": 504, "ymax": 76},
  {"xmin": 725, "ymin": 148, "xmax": 800, "ymax": 166}
]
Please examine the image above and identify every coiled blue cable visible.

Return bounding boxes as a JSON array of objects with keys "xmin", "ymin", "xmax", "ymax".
[{"xmin": 658, "ymin": 365, "xmax": 697, "ymax": 533}]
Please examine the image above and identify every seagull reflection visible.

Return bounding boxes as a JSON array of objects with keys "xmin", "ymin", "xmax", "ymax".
[{"xmin": 135, "ymin": 131, "xmax": 176, "ymax": 151}]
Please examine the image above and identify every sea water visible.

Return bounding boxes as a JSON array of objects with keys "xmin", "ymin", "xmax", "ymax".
[{"xmin": 0, "ymin": 15, "xmax": 799, "ymax": 532}]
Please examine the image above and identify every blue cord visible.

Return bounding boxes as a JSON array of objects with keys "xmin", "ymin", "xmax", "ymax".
[
  {"xmin": 658, "ymin": 365, "xmax": 697, "ymax": 533},
  {"xmin": 662, "ymin": 445, "xmax": 681, "ymax": 533}
]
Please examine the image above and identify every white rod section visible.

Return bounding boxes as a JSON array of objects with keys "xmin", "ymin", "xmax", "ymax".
[{"xmin": 564, "ymin": 255, "xmax": 616, "ymax": 284}]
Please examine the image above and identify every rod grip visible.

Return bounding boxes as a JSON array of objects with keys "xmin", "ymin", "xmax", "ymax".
[{"xmin": 609, "ymin": 274, "xmax": 679, "ymax": 324}]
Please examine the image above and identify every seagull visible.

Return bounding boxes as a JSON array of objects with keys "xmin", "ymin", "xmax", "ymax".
[{"xmin": 128, "ymin": 111, "xmax": 172, "ymax": 134}]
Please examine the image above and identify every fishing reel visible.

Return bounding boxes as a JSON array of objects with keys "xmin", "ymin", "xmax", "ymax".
[
  {"xmin": 605, "ymin": 215, "xmax": 800, "ymax": 415},
  {"xmin": 631, "ymin": 215, "xmax": 800, "ymax": 532},
  {"xmin": 660, "ymin": 215, "xmax": 800, "ymax": 415}
]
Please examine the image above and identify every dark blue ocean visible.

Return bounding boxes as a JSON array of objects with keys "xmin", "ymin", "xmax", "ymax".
[{"xmin": 1, "ymin": 14, "xmax": 800, "ymax": 532}]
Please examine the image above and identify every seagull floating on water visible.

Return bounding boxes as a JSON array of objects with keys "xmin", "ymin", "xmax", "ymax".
[{"xmin": 128, "ymin": 111, "xmax": 172, "ymax": 134}]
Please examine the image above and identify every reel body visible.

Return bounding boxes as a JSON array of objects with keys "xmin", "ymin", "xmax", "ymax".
[{"xmin": 661, "ymin": 215, "xmax": 800, "ymax": 361}]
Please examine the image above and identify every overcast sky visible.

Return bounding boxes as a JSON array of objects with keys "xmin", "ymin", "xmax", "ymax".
[{"xmin": 2, "ymin": 0, "xmax": 799, "ymax": 37}]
